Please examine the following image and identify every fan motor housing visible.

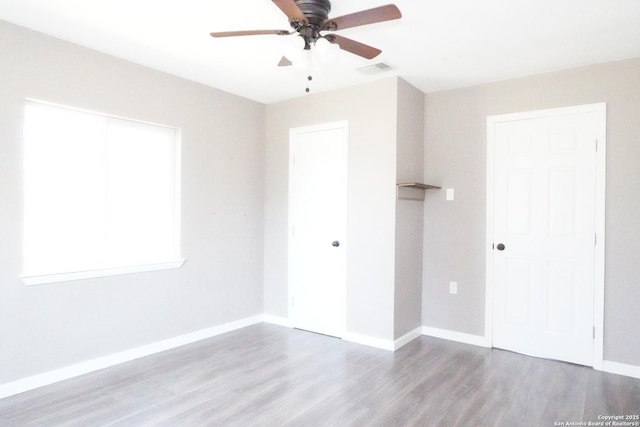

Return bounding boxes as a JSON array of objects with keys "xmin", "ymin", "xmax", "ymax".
[{"xmin": 294, "ymin": 0, "xmax": 331, "ymax": 26}]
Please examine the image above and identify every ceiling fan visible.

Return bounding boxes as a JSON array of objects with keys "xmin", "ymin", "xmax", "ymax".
[{"xmin": 210, "ymin": 0, "xmax": 402, "ymax": 64}]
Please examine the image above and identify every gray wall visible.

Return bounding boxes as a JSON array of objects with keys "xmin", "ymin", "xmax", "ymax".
[
  {"xmin": 422, "ymin": 57, "xmax": 640, "ymax": 366},
  {"xmin": 2, "ymin": 17, "xmax": 638, "ymax": 386},
  {"xmin": 0, "ymin": 21, "xmax": 265, "ymax": 383},
  {"xmin": 394, "ymin": 78, "xmax": 425, "ymax": 339},
  {"xmin": 264, "ymin": 78, "xmax": 398, "ymax": 341}
]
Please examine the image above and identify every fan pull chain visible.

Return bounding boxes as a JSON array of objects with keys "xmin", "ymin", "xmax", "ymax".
[
  {"xmin": 305, "ymin": 75, "xmax": 312, "ymax": 93},
  {"xmin": 304, "ymin": 49, "xmax": 313, "ymax": 94}
]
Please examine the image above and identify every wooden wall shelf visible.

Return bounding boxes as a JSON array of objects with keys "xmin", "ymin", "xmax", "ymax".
[{"xmin": 396, "ymin": 182, "xmax": 441, "ymax": 201}]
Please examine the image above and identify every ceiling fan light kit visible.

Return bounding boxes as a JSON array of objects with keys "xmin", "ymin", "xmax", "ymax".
[{"xmin": 210, "ymin": 0, "xmax": 402, "ymax": 93}]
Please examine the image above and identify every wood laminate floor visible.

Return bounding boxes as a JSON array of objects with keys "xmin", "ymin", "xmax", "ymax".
[{"xmin": 1, "ymin": 323, "xmax": 639, "ymax": 426}]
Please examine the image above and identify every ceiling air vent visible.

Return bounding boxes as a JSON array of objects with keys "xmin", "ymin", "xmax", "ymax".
[{"xmin": 357, "ymin": 62, "xmax": 394, "ymax": 75}]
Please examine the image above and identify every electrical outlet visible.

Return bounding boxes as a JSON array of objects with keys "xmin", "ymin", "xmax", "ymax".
[{"xmin": 449, "ymin": 281, "xmax": 458, "ymax": 294}]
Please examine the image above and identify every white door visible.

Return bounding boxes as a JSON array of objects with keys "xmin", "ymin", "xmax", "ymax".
[
  {"xmin": 289, "ymin": 121, "xmax": 348, "ymax": 338},
  {"xmin": 488, "ymin": 105, "xmax": 605, "ymax": 366}
]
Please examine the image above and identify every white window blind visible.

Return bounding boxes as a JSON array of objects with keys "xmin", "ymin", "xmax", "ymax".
[{"xmin": 22, "ymin": 100, "xmax": 183, "ymax": 284}]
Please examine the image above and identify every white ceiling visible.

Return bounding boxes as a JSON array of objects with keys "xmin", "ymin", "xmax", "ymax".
[{"xmin": 1, "ymin": 0, "xmax": 640, "ymax": 104}]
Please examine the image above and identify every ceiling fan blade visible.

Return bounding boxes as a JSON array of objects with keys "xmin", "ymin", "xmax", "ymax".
[
  {"xmin": 210, "ymin": 29, "xmax": 291, "ymax": 38},
  {"xmin": 278, "ymin": 56, "xmax": 293, "ymax": 67},
  {"xmin": 323, "ymin": 4, "xmax": 402, "ymax": 31},
  {"xmin": 324, "ymin": 34, "xmax": 381, "ymax": 60},
  {"xmin": 272, "ymin": 0, "xmax": 308, "ymax": 24}
]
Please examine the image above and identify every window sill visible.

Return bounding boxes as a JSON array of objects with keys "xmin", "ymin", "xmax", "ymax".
[{"xmin": 21, "ymin": 259, "xmax": 186, "ymax": 286}]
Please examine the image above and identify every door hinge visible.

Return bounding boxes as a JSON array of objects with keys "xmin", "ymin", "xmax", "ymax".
[
  {"xmin": 595, "ymin": 139, "xmax": 598, "ymax": 152},
  {"xmin": 593, "ymin": 326, "xmax": 596, "ymax": 339},
  {"xmin": 291, "ymin": 296, "xmax": 295, "ymax": 308},
  {"xmin": 595, "ymin": 233, "xmax": 597, "ymax": 246}
]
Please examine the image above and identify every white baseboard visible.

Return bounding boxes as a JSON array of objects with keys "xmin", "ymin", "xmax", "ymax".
[
  {"xmin": 421, "ymin": 327, "xmax": 640, "ymax": 380},
  {"xmin": 342, "ymin": 332, "xmax": 395, "ymax": 351},
  {"xmin": 342, "ymin": 328, "xmax": 422, "ymax": 352},
  {"xmin": 7, "ymin": 317, "xmax": 636, "ymax": 401},
  {"xmin": 263, "ymin": 319, "xmax": 420, "ymax": 352},
  {"xmin": 394, "ymin": 327, "xmax": 423, "ymax": 350},
  {"xmin": 421, "ymin": 326, "xmax": 491, "ymax": 348},
  {"xmin": 262, "ymin": 314, "xmax": 292, "ymax": 328},
  {"xmin": 0, "ymin": 314, "xmax": 264, "ymax": 400},
  {"xmin": 602, "ymin": 360, "xmax": 640, "ymax": 379}
]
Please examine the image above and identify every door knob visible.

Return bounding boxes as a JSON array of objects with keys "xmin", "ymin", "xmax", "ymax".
[
  {"xmin": 332, "ymin": 241, "xmax": 340, "ymax": 247},
  {"xmin": 496, "ymin": 243, "xmax": 506, "ymax": 251}
]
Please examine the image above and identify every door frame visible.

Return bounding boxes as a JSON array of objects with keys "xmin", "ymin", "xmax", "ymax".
[
  {"xmin": 288, "ymin": 120, "xmax": 349, "ymax": 337},
  {"xmin": 485, "ymin": 103, "xmax": 606, "ymax": 369}
]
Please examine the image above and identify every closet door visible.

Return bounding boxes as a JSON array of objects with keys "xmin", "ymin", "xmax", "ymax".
[{"xmin": 289, "ymin": 121, "xmax": 348, "ymax": 338}]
